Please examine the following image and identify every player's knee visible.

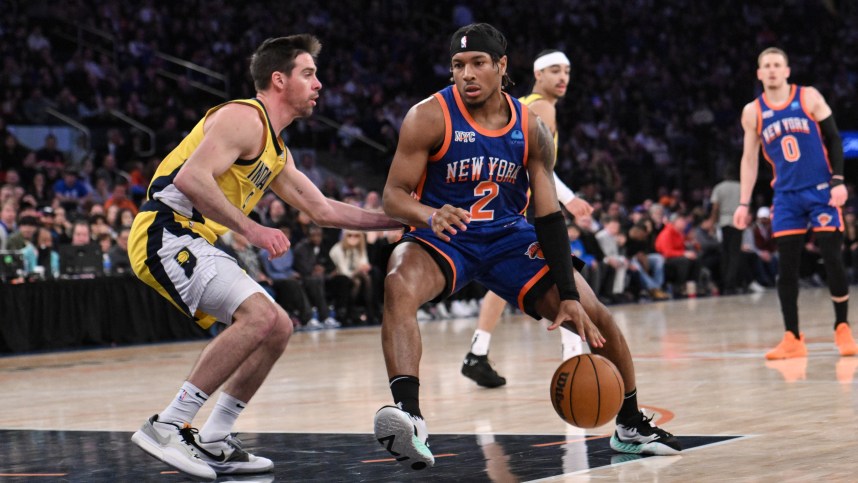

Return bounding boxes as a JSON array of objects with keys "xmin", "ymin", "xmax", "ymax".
[
  {"xmin": 383, "ymin": 270, "xmax": 421, "ymax": 311},
  {"xmin": 240, "ymin": 301, "xmax": 281, "ymax": 338},
  {"xmin": 268, "ymin": 310, "xmax": 293, "ymax": 348}
]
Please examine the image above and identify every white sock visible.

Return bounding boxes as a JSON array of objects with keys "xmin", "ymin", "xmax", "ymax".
[
  {"xmin": 470, "ymin": 329, "xmax": 492, "ymax": 356},
  {"xmin": 561, "ymin": 328, "xmax": 583, "ymax": 361},
  {"xmin": 159, "ymin": 381, "xmax": 208, "ymax": 426},
  {"xmin": 200, "ymin": 392, "xmax": 246, "ymax": 442}
]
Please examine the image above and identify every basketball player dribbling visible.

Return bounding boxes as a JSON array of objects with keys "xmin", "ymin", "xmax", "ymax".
[
  {"xmin": 461, "ymin": 48, "xmax": 595, "ymax": 389},
  {"xmin": 733, "ymin": 47, "xmax": 858, "ymax": 360},
  {"xmin": 372, "ymin": 23, "xmax": 681, "ymax": 471}
]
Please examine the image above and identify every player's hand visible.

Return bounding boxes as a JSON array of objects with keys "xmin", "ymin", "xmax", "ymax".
[
  {"xmin": 547, "ymin": 299, "xmax": 605, "ymax": 348},
  {"xmin": 830, "ymin": 184, "xmax": 848, "ymax": 207},
  {"xmin": 247, "ymin": 225, "xmax": 291, "ymax": 260},
  {"xmin": 565, "ymin": 197, "xmax": 594, "ymax": 219},
  {"xmin": 429, "ymin": 204, "xmax": 471, "ymax": 242},
  {"xmin": 732, "ymin": 204, "xmax": 749, "ymax": 229}
]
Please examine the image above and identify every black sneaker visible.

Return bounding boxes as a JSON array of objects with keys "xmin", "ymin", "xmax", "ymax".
[
  {"xmin": 461, "ymin": 352, "xmax": 507, "ymax": 388},
  {"xmin": 610, "ymin": 410, "xmax": 682, "ymax": 455}
]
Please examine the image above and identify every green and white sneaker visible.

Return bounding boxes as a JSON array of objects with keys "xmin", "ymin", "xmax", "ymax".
[
  {"xmin": 373, "ymin": 404, "xmax": 435, "ymax": 470},
  {"xmin": 131, "ymin": 414, "xmax": 217, "ymax": 481},
  {"xmin": 610, "ymin": 410, "xmax": 682, "ymax": 456}
]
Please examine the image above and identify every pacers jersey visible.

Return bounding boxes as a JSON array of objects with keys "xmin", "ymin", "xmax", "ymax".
[
  {"xmin": 144, "ymin": 98, "xmax": 287, "ymax": 244},
  {"xmin": 519, "ymin": 92, "xmax": 558, "ymax": 157},
  {"xmin": 757, "ymin": 85, "xmax": 831, "ymax": 191},
  {"xmin": 418, "ymin": 85, "xmax": 530, "ymax": 230},
  {"xmin": 128, "ymin": 98, "xmax": 286, "ymax": 327}
]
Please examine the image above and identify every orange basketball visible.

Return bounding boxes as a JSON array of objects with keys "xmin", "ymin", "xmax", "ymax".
[{"xmin": 550, "ymin": 354, "xmax": 625, "ymax": 428}]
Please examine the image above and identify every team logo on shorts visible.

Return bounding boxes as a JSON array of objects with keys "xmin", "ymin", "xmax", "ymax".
[
  {"xmin": 817, "ymin": 213, "xmax": 833, "ymax": 226},
  {"xmin": 525, "ymin": 242, "xmax": 545, "ymax": 260},
  {"xmin": 174, "ymin": 247, "xmax": 197, "ymax": 278}
]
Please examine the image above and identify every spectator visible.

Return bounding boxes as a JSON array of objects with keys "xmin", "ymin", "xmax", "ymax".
[
  {"xmin": 264, "ymin": 199, "xmax": 288, "ymax": 228},
  {"xmin": 0, "ymin": 134, "xmax": 32, "ymax": 177},
  {"xmin": 108, "ymin": 227, "xmax": 132, "ymax": 275},
  {"xmin": 329, "ymin": 230, "xmax": 378, "ymax": 324},
  {"xmin": 50, "ymin": 206, "xmax": 73, "ymax": 245},
  {"xmin": 103, "ymin": 180, "xmax": 138, "ymax": 215},
  {"xmin": 5, "ymin": 215, "xmax": 39, "ymax": 251},
  {"xmin": 292, "ymin": 225, "xmax": 342, "ymax": 326},
  {"xmin": 259, "ymin": 224, "xmax": 327, "ymax": 329},
  {"xmin": 595, "ymin": 216, "xmax": 633, "ymax": 303},
  {"xmin": 627, "ymin": 219, "xmax": 669, "ymax": 300},
  {"xmin": 26, "ymin": 227, "xmax": 60, "ymax": 279},
  {"xmin": 655, "ymin": 212, "xmax": 701, "ymax": 297},
  {"xmin": 34, "ymin": 133, "xmax": 66, "ymax": 168},
  {"xmin": 568, "ymin": 222, "xmax": 603, "ymax": 297},
  {"xmin": 0, "ymin": 199, "xmax": 16, "ymax": 250},
  {"xmin": 692, "ymin": 215, "xmax": 721, "ymax": 296},
  {"xmin": 53, "ymin": 168, "xmax": 91, "ymax": 213},
  {"xmin": 710, "ymin": 165, "xmax": 743, "ymax": 294},
  {"xmin": 27, "ymin": 171, "xmax": 53, "ymax": 207}
]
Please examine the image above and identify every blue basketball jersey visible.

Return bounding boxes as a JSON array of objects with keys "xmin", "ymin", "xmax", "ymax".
[
  {"xmin": 416, "ymin": 85, "xmax": 530, "ymax": 231},
  {"xmin": 757, "ymin": 85, "xmax": 832, "ymax": 191}
]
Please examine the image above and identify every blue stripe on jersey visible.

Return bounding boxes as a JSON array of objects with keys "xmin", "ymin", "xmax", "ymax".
[
  {"xmin": 418, "ymin": 85, "xmax": 529, "ymax": 230},
  {"xmin": 758, "ymin": 85, "xmax": 831, "ymax": 191}
]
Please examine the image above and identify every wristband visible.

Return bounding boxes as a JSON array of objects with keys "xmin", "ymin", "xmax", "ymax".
[
  {"xmin": 831, "ymin": 177, "xmax": 845, "ymax": 187},
  {"xmin": 534, "ymin": 211, "xmax": 580, "ymax": 301},
  {"xmin": 428, "ymin": 212, "xmax": 436, "ymax": 228}
]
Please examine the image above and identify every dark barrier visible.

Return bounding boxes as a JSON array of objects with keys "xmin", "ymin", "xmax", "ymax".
[{"xmin": 0, "ymin": 276, "xmax": 208, "ymax": 354}]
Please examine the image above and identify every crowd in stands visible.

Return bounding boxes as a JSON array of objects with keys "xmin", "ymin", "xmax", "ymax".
[{"xmin": 2, "ymin": 1, "xmax": 858, "ymax": 329}]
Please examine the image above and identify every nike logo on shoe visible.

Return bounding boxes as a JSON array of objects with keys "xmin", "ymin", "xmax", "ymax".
[{"xmin": 189, "ymin": 440, "xmax": 227, "ymax": 462}]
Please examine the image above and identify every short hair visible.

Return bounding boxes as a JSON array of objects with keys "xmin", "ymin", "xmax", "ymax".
[
  {"xmin": 757, "ymin": 47, "xmax": 788, "ymax": 67},
  {"xmin": 249, "ymin": 34, "xmax": 322, "ymax": 91}
]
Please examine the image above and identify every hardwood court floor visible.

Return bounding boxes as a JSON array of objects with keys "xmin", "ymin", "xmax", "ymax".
[{"xmin": 1, "ymin": 287, "xmax": 856, "ymax": 481}]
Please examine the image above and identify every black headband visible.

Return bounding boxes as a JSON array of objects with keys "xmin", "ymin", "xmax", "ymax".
[{"xmin": 449, "ymin": 30, "xmax": 505, "ymax": 58}]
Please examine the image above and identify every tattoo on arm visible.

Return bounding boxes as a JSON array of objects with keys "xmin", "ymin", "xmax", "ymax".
[{"xmin": 535, "ymin": 117, "xmax": 556, "ymax": 175}]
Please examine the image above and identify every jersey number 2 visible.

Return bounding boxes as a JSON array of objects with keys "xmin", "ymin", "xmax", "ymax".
[{"xmin": 470, "ymin": 181, "xmax": 498, "ymax": 221}]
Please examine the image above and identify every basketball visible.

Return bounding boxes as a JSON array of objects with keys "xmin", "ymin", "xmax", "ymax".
[{"xmin": 550, "ymin": 354, "xmax": 625, "ymax": 428}]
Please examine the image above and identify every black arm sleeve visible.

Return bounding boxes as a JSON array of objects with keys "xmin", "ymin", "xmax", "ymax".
[
  {"xmin": 534, "ymin": 211, "xmax": 579, "ymax": 301},
  {"xmin": 819, "ymin": 115, "xmax": 844, "ymax": 181}
]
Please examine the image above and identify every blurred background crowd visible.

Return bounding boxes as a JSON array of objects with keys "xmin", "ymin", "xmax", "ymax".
[{"xmin": 1, "ymin": 0, "xmax": 858, "ymax": 329}]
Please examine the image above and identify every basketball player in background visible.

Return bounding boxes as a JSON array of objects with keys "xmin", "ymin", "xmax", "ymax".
[
  {"xmin": 461, "ymin": 49, "xmax": 595, "ymax": 388},
  {"xmin": 127, "ymin": 35, "xmax": 400, "ymax": 480},
  {"xmin": 374, "ymin": 23, "xmax": 680, "ymax": 471},
  {"xmin": 733, "ymin": 47, "xmax": 858, "ymax": 360}
]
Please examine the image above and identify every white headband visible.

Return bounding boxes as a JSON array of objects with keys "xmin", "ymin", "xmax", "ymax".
[{"xmin": 533, "ymin": 52, "xmax": 570, "ymax": 71}]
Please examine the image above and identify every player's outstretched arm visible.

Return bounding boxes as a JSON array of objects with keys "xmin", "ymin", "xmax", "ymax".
[{"xmin": 270, "ymin": 150, "xmax": 400, "ymax": 231}]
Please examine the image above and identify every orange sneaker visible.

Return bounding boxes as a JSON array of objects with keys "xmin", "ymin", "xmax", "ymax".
[
  {"xmin": 834, "ymin": 323, "xmax": 858, "ymax": 356},
  {"xmin": 765, "ymin": 332, "xmax": 807, "ymax": 360}
]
